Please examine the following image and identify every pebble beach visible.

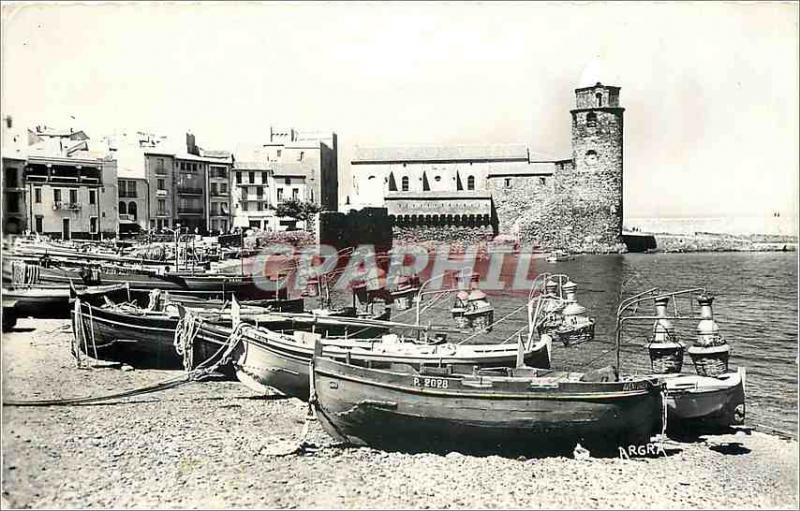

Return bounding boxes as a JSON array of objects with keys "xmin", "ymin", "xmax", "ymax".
[{"xmin": 2, "ymin": 317, "xmax": 798, "ymax": 509}]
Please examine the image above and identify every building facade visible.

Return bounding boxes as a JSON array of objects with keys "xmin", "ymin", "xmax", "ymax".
[
  {"xmin": 350, "ymin": 83, "xmax": 625, "ymax": 248},
  {"xmin": 24, "ymin": 153, "xmax": 118, "ymax": 239},
  {"xmin": 231, "ymin": 127, "xmax": 338, "ymax": 231}
]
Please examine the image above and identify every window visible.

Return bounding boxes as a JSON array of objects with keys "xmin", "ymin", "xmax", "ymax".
[
  {"xmin": 70, "ymin": 189, "xmax": 78, "ymax": 203},
  {"xmin": 539, "ymin": 177, "xmax": 547, "ymax": 185},
  {"xmin": 504, "ymin": 178, "xmax": 512, "ymax": 188},
  {"xmin": 284, "ymin": 177, "xmax": 290, "ymax": 185},
  {"xmin": 35, "ymin": 216, "xmax": 43, "ymax": 233},
  {"xmin": 220, "ymin": 183, "xmax": 227, "ymax": 194},
  {"xmin": 34, "ymin": 187, "xmax": 42, "ymax": 203},
  {"xmin": 4, "ymin": 168, "xmax": 18, "ymax": 188},
  {"xmin": 119, "ymin": 201, "xmax": 127, "ymax": 215},
  {"xmin": 89, "ymin": 190, "xmax": 96, "ymax": 205},
  {"xmin": 157, "ymin": 158, "xmax": 164, "ymax": 170},
  {"xmin": 242, "ymin": 201, "xmax": 248, "ymax": 211},
  {"xmin": 401, "ymin": 176, "xmax": 409, "ymax": 191},
  {"xmin": 249, "ymin": 171, "xmax": 255, "ymax": 184},
  {"xmin": 585, "ymin": 150, "xmax": 598, "ymax": 167},
  {"xmin": 596, "ymin": 92, "xmax": 603, "ymax": 107},
  {"xmin": 257, "ymin": 186, "xmax": 263, "ymax": 198},
  {"xmin": 277, "ymin": 188, "xmax": 284, "ymax": 202},
  {"xmin": 297, "ymin": 151, "xmax": 304, "ymax": 161},
  {"xmin": 586, "ymin": 112, "xmax": 597, "ymax": 126},
  {"xmin": 434, "ymin": 175, "xmax": 441, "ymax": 182},
  {"xmin": 467, "ymin": 176, "xmax": 475, "ymax": 190},
  {"xmin": 257, "ymin": 202, "xmax": 263, "ymax": 211},
  {"xmin": 262, "ymin": 172, "xmax": 268, "ymax": 184},
  {"xmin": 210, "ymin": 183, "xmax": 217, "ymax": 195},
  {"xmin": 236, "ymin": 172, "xmax": 242, "ymax": 184},
  {"xmin": 276, "ymin": 149, "xmax": 281, "ymax": 158},
  {"xmin": 54, "ymin": 189, "xmax": 61, "ymax": 203},
  {"xmin": 90, "ymin": 217, "xmax": 98, "ymax": 234},
  {"xmin": 158, "ymin": 199, "xmax": 166, "ymax": 215},
  {"xmin": 292, "ymin": 188, "xmax": 299, "ymax": 200}
]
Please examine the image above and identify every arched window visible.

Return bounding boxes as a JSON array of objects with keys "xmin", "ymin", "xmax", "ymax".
[
  {"xmin": 119, "ymin": 201, "xmax": 127, "ymax": 215},
  {"xmin": 401, "ymin": 176, "xmax": 409, "ymax": 191},
  {"xmin": 585, "ymin": 150, "xmax": 598, "ymax": 168},
  {"xmin": 586, "ymin": 112, "xmax": 597, "ymax": 126},
  {"xmin": 467, "ymin": 175, "xmax": 475, "ymax": 190},
  {"xmin": 128, "ymin": 201, "xmax": 138, "ymax": 220},
  {"xmin": 596, "ymin": 93, "xmax": 603, "ymax": 107}
]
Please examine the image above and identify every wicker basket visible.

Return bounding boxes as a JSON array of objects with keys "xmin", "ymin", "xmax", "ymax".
[
  {"xmin": 648, "ymin": 342, "xmax": 685, "ymax": 374},
  {"xmin": 688, "ymin": 344, "xmax": 730, "ymax": 377}
]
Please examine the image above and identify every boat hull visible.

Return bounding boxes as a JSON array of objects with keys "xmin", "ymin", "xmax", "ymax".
[
  {"xmin": 234, "ymin": 329, "xmax": 552, "ymax": 401},
  {"xmin": 664, "ymin": 368, "xmax": 746, "ymax": 430},
  {"xmin": 70, "ymin": 301, "xmax": 230, "ymax": 370},
  {"xmin": 313, "ymin": 357, "xmax": 663, "ymax": 456}
]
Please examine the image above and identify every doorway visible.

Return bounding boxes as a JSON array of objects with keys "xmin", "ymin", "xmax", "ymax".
[{"xmin": 62, "ymin": 218, "xmax": 70, "ymax": 240}]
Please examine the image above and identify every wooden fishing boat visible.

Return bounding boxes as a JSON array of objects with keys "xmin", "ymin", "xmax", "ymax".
[
  {"xmin": 70, "ymin": 298, "xmax": 230, "ymax": 368},
  {"xmin": 660, "ymin": 368, "xmax": 746, "ymax": 429},
  {"xmin": 1, "ymin": 285, "xmax": 72, "ymax": 317},
  {"xmin": 616, "ymin": 287, "xmax": 749, "ymax": 433},
  {"xmin": 311, "ymin": 346, "xmax": 664, "ymax": 456}
]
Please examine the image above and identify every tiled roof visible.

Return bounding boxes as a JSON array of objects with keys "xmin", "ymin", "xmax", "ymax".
[{"xmin": 352, "ymin": 144, "xmax": 530, "ymax": 163}]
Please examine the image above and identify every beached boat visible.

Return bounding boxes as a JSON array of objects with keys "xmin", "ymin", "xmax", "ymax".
[
  {"xmin": 616, "ymin": 288, "xmax": 748, "ymax": 432},
  {"xmin": 228, "ymin": 320, "xmax": 553, "ymax": 400},
  {"xmin": 1, "ymin": 285, "xmax": 72, "ymax": 317},
  {"xmin": 310, "ymin": 345, "xmax": 664, "ymax": 455},
  {"xmin": 660, "ymin": 368, "xmax": 746, "ymax": 429}
]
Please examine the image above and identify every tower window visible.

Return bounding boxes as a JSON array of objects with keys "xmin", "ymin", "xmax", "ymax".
[
  {"xmin": 596, "ymin": 93, "xmax": 603, "ymax": 107},
  {"xmin": 586, "ymin": 112, "xmax": 597, "ymax": 126},
  {"xmin": 539, "ymin": 177, "xmax": 547, "ymax": 185},
  {"xmin": 401, "ymin": 176, "xmax": 409, "ymax": 191},
  {"xmin": 585, "ymin": 150, "xmax": 598, "ymax": 168},
  {"xmin": 467, "ymin": 176, "xmax": 475, "ymax": 190},
  {"xmin": 504, "ymin": 178, "xmax": 512, "ymax": 188}
]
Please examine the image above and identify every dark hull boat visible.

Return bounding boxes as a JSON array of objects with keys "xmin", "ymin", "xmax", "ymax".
[
  {"xmin": 70, "ymin": 299, "xmax": 230, "ymax": 369},
  {"xmin": 228, "ymin": 317, "xmax": 552, "ymax": 401},
  {"xmin": 312, "ymin": 353, "xmax": 664, "ymax": 456},
  {"xmin": 1, "ymin": 285, "xmax": 72, "ymax": 317}
]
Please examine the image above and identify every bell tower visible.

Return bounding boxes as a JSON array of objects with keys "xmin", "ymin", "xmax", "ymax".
[{"xmin": 571, "ymin": 82, "xmax": 624, "ymax": 244}]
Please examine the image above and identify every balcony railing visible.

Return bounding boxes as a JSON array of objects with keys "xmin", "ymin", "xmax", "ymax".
[
  {"xmin": 52, "ymin": 202, "xmax": 82, "ymax": 211},
  {"xmin": 177, "ymin": 187, "xmax": 203, "ymax": 195},
  {"xmin": 177, "ymin": 206, "xmax": 203, "ymax": 214}
]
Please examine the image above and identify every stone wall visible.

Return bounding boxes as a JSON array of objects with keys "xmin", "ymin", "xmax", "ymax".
[
  {"xmin": 393, "ymin": 225, "xmax": 495, "ymax": 245},
  {"xmin": 486, "ymin": 174, "xmax": 554, "ymax": 234}
]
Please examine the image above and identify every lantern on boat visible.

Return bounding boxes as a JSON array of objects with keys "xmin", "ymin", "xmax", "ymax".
[
  {"xmin": 647, "ymin": 295, "xmax": 684, "ymax": 373},
  {"xmin": 537, "ymin": 279, "xmax": 565, "ymax": 334},
  {"xmin": 451, "ymin": 290, "xmax": 470, "ymax": 330},
  {"xmin": 553, "ymin": 281, "xmax": 595, "ymax": 346},
  {"xmin": 464, "ymin": 289, "xmax": 494, "ymax": 333},
  {"xmin": 688, "ymin": 294, "xmax": 729, "ymax": 377},
  {"xmin": 305, "ymin": 275, "xmax": 320, "ymax": 298},
  {"xmin": 392, "ymin": 274, "xmax": 420, "ymax": 311}
]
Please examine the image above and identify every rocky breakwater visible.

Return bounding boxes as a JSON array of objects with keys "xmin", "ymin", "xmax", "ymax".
[{"xmin": 2, "ymin": 317, "xmax": 798, "ymax": 509}]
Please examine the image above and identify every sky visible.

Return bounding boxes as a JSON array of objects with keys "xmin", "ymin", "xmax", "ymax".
[{"xmin": 1, "ymin": 1, "xmax": 798, "ymax": 232}]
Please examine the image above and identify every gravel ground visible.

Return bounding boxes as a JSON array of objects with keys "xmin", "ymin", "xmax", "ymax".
[{"xmin": 2, "ymin": 317, "xmax": 798, "ymax": 509}]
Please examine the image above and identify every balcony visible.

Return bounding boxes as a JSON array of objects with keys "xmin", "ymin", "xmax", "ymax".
[
  {"xmin": 177, "ymin": 187, "xmax": 203, "ymax": 195},
  {"xmin": 52, "ymin": 202, "xmax": 82, "ymax": 211},
  {"xmin": 154, "ymin": 167, "xmax": 168, "ymax": 176},
  {"xmin": 177, "ymin": 206, "xmax": 203, "ymax": 215}
]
